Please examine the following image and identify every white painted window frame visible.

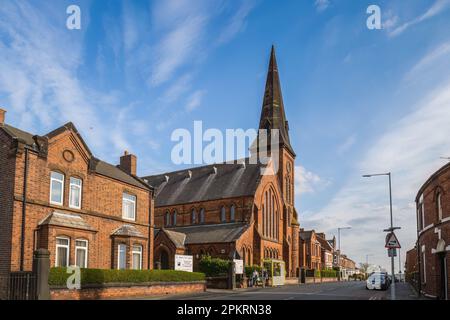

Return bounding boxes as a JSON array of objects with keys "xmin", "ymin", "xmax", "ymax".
[
  {"xmin": 118, "ymin": 244, "xmax": 127, "ymax": 270},
  {"xmin": 132, "ymin": 244, "xmax": 143, "ymax": 270},
  {"xmin": 69, "ymin": 177, "xmax": 82, "ymax": 209},
  {"xmin": 50, "ymin": 171, "xmax": 64, "ymax": 206},
  {"xmin": 75, "ymin": 239, "xmax": 88, "ymax": 268},
  {"xmin": 55, "ymin": 237, "xmax": 70, "ymax": 267},
  {"xmin": 122, "ymin": 193, "xmax": 136, "ymax": 221}
]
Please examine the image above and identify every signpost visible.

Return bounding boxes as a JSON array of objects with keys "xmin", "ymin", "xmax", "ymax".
[
  {"xmin": 174, "ymin": 254, "xmax": 193, "ymax": 272},
  {"xmin": 233, "ymin": 259, "xmax": 244, "ymax": 275},
  {"xmin": 385, "ymin": 232, "xmax": 401, "ymax": 249}
]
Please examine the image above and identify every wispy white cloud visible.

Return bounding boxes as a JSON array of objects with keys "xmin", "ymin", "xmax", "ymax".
[
  {"xmin": 216, "ymin": 0, "xmax": 256, "ymax": 45},
  {"xmin": 337, "ymin": 134, "xmax": 357, "ymax": 156},
  {"xmin": 389, "ymin": 0, "xmax": 450, "ymax": 37},
  {"xmin": 295, "ymin": 165, "xmax": 331, "ymax": 195},
  {"xmin": 302, "ymin": 48, "xmax": 450, "ymax": 268},
  {"xmin": 315, "ymin": 0, "xmax": 330, "ymax": 12},
  {"xmin": 185, "ymin": 90, "xmax": 207, "ymax": 112},
  {"xmin": 0, "ymin": 1, "xmax": 145, "ymax": 160}
]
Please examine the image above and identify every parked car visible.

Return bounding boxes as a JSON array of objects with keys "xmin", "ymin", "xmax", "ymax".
[{"xmin": 366, "ymin": 272, "xmax": 389, "ymax": 290}]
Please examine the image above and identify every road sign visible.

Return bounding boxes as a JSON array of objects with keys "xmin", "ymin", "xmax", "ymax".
[
  {"xmin": 388, "ymin": 248, "xmax": 397, "ymax": 257},
  {"xmin": 385, "ymin": 232, "xmax": 401, "ymax": 249},
  {"xmin": 175, "ymin": 254, "xmax": 193, "ymax": 272},
  {"xmin": 233, "ymin": 259, "xmax": 244, "ymax": 275}
]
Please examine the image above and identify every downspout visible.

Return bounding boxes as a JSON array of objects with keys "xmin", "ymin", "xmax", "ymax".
[
  {"xmin": 415, "ymin": 200, "xmax": 422, "ymax": 297},
  {"xmin": 147, "ymin": 190, "xmax": 153, "ymax": 270},
  {"xmin": 20, "ymin": 147, "xmax": 29, "ymax": 271}
]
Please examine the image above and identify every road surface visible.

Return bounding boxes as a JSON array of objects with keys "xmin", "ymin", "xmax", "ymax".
[{"xmin": 150, "ymin": 281, "xmax": 421, "ymax": 300}]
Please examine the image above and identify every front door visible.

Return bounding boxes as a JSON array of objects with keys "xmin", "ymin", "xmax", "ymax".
[
  {"xmin": 437, "ymin": 252, "xmax": 447, "ymax": 300},
  {"xmin": 160, "ymin": 250, "xmax": 169, "ymax": 270}
]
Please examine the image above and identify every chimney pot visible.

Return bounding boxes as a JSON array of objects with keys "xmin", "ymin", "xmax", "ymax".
[
  {"xmin": 0, "ymin": 108, "xmax": 6, "ymax": 125},
  {"xmin": 120, "ymin": 151, "xmax": 137, "ymax": 176}
]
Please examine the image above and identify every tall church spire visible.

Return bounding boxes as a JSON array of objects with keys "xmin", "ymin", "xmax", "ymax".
[{"xmin": 259, "ymin": 45, "xmax": 295, "ymax": 156}]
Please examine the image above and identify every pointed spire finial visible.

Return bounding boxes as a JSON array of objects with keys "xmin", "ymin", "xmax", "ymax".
[{"xmin": 257, "ymin": 45, "xmax": 296, "ymax": 157}]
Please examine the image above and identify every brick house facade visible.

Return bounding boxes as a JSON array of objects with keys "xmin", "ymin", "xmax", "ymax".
[
  {"xmin": 299, "ymin": 229, "xmax": 322, "ymax": 270},
  {"xmin": 415, "ymin": 162, "xmax": 450, "ymax": 300},
  {"xmin": 145, "ymin": 47, "xmax": 300, "ymax": 277},
  {"xmin": 0, "ymin": 112, "xmax": 154, "ymax": 297}
]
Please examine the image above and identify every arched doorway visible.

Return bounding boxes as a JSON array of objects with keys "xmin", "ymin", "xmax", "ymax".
[
  {"xmin": 436, "ymin": 239, "xmax": 448, "ymax": 300},
  {"xmin": 160, "ymin": 250, "xmax": 169, "ymax": 270}
]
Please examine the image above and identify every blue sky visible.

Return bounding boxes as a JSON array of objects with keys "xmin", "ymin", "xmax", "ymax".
[{"xmin": 1, "ymin": 0, "xmax": 450, "ymax": 271}]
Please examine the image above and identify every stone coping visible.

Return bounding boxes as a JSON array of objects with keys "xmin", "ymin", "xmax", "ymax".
[{"xmin": 50, "ymin": 280, "xmax": 206, "ymax": 290}]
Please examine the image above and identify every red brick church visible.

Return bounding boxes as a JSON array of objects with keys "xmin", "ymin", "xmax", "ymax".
[{"xmin": 144, "ymin": 47, "xmax": 301, "ymax": 277}]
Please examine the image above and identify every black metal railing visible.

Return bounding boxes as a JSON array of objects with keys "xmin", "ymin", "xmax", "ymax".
[{"xmin": 7, "ymin": 272, "xmax": 37, "ymax": 300}]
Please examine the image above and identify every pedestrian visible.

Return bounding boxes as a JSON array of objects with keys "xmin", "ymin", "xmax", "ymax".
[
  {"xmin": 252, "ymin": 269, "xmax": 259, "ymax": 287},
  {"xmin": 262, "ymin": 268, "xmax": 268, "ymax": 288}
]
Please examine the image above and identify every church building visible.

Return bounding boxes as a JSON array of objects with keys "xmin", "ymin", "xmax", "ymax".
[{"xmin": 143, "ymin": 47, "xmax": 300, "ymax": 277}]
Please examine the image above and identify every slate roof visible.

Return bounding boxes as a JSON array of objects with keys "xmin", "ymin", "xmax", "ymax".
[
  {"xmin": 38, "ymin": 211, "xmax": 96, "ymax": 232},
  {"xmin": 258, "ymin": 46, "xmax": 295, "ymax": 156},
  {"xmin": 160, "ymin": 229, "xmax": 186, "ymax": 249},
  {"xmin": 0, "ymin": 122, "xmax": 149, "ymax": 189},
  {"xmin": 143, "ymin": 159, "xmax": 263, "ymax": 207},
  {"xmin": 156, "ymin": 223, "xmax": 249, "ymax": 245},
  {"xmin": 300, "ymin": 230, "xmax": 313, "ymax": 241},
  {"xmin": 317, "ymin": 235, "xmax": 333, "ymax": 251},
  {"xmin": 0, "ymin": 123, "xmax": 36, "ymax": 146},
  {"xmin": 111, "ymin": 224, "xmax": 146, "ymax": 238}
]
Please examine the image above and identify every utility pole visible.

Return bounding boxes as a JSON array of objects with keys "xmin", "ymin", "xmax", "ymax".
[
  {"xmin": 363, "ymin": 172, "xmax": 400, "ymax": 300},
  {"xmin": 337, "ymin": 227, "xmax": 351, "ymax": 280}
]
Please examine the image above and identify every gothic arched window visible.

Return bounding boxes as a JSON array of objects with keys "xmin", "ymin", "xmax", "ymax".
[
  {"xmin": 191, "ymin": 209, "xmax": 197, "ymax": 224},
  {"xmin": 437, "ymin": 192, "xmax": 443, "ymax": 221},
  {"xmin": 230, "ymin": 205, "xmax": 235, "ymax": 222},
  {"xmin": 172, "ymin": 210, "xmax": 177, "ymax": 226},
  {"xmin": 199, "ymin": 208, "xmax": 205, "ymax": 224},
  {"xmin": 220, "ymin": 206, "xmax": 226, "ymax": 223},
  {"xmin": 165, "ymin": 211, "xmax": 170, "ymax": 227}
]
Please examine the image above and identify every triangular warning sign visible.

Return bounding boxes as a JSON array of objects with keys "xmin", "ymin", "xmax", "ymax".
[{"xmin": 385, "ymin": 232, "xmax": 401, "ymax": 249}]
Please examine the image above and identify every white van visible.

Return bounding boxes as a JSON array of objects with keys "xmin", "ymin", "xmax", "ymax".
[{"xmin": 366, "ymin": 272, "xmax": 389, "ymax": 290}]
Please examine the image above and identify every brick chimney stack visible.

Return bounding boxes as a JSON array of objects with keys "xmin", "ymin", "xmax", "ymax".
[
  {"xmin": 0, "ymin": 108, "xmax": 6, "ymax": 125},
  {"xmin": 120, "ymin": 150, "xmax": 137, "ymax": 176}
]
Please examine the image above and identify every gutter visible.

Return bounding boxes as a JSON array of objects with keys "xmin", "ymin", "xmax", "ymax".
[{"xmin": 20, "ymin": 147, "xmax": 29, "ymax": 271}]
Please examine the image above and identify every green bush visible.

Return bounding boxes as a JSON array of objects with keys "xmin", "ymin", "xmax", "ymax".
[
  {"xmin": 48, "ymin": 268, "xmax": 205, "ymax": 286},
  {"xmin": 198, "ymin": 256, "xmax": 231, "ymax": 277},
  {"xmin": 244, "ymin": 265, "xmax": 262, "ymax": 278},
  {"xmin": 318, "ymin": 269, "xmax": 338, "ymax": 278}
]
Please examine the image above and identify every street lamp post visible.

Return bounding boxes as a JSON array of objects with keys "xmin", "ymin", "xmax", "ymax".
[
  {"xmin": 337, "ymin": 226, "xmax": 351, "ymax": 280},
  {"xmin": 363, "ymin": 172, "xmax": 399, "ymax": 300}
]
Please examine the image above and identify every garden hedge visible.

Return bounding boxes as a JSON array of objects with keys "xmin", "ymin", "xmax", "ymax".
[
  {"xmin": 198, "ymin": 256, "xmax": 231, "ymax": 277},
  {"xmin": 244, "ymin": 265, "xmax": 262, "ymax": 278},
  {"xmin": 48, "ymin": 267, "xmax": 205, "ymax": 286}
]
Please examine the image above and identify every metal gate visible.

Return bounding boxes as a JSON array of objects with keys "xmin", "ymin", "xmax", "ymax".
[{"xmin": 7, "ymin": 272, "xmax": 37, "ymax": 300}]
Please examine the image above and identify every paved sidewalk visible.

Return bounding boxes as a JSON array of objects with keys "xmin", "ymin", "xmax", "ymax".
[{"xmin": 393, "ymin": 282, "xmax": 428, "ymax": 300}]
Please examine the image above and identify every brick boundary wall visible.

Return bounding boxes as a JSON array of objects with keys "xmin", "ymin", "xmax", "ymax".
[{"xmin": 50, "ymin": 281, "xmax": 206, "ymax": 300}]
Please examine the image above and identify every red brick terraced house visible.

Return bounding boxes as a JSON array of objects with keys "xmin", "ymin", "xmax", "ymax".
[
  {"xmin": 0, "ymin": 110, "xmax": 154, "ymax": 298},
  {"xmin": 144, "ymin": 47, "xmax": 301, "ymax": 277},
  {"xmin": 316, "ymin": 233, "xmax": 334, "ymax": 270},
  {"xmin": 415, "ymin": 162, "xmax": 450, "ymax": 300},
  {"xmin": 299, "ymin": 229, "xmax": 322, "ymax": 270}
]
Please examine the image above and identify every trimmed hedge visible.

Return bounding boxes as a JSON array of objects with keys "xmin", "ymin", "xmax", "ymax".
[
  {"xmin": 319, "ymin": 269, "xmax": 338, "ymax": 278},
  {"xmin": 49, "ymin": 268, "xmax": 205, "ymax": 286},
  {"xmin": 198, "ymin": 256, "xmax": 231, "ymax": 277},
  {"xmin": 244, "ymin": 265, "xmax": 262, "ymax": 278}
]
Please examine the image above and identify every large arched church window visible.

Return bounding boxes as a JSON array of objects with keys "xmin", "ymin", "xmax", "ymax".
[{"xmin": 220, "ymin": 206, "xmax": 226, "ymax": 223}]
